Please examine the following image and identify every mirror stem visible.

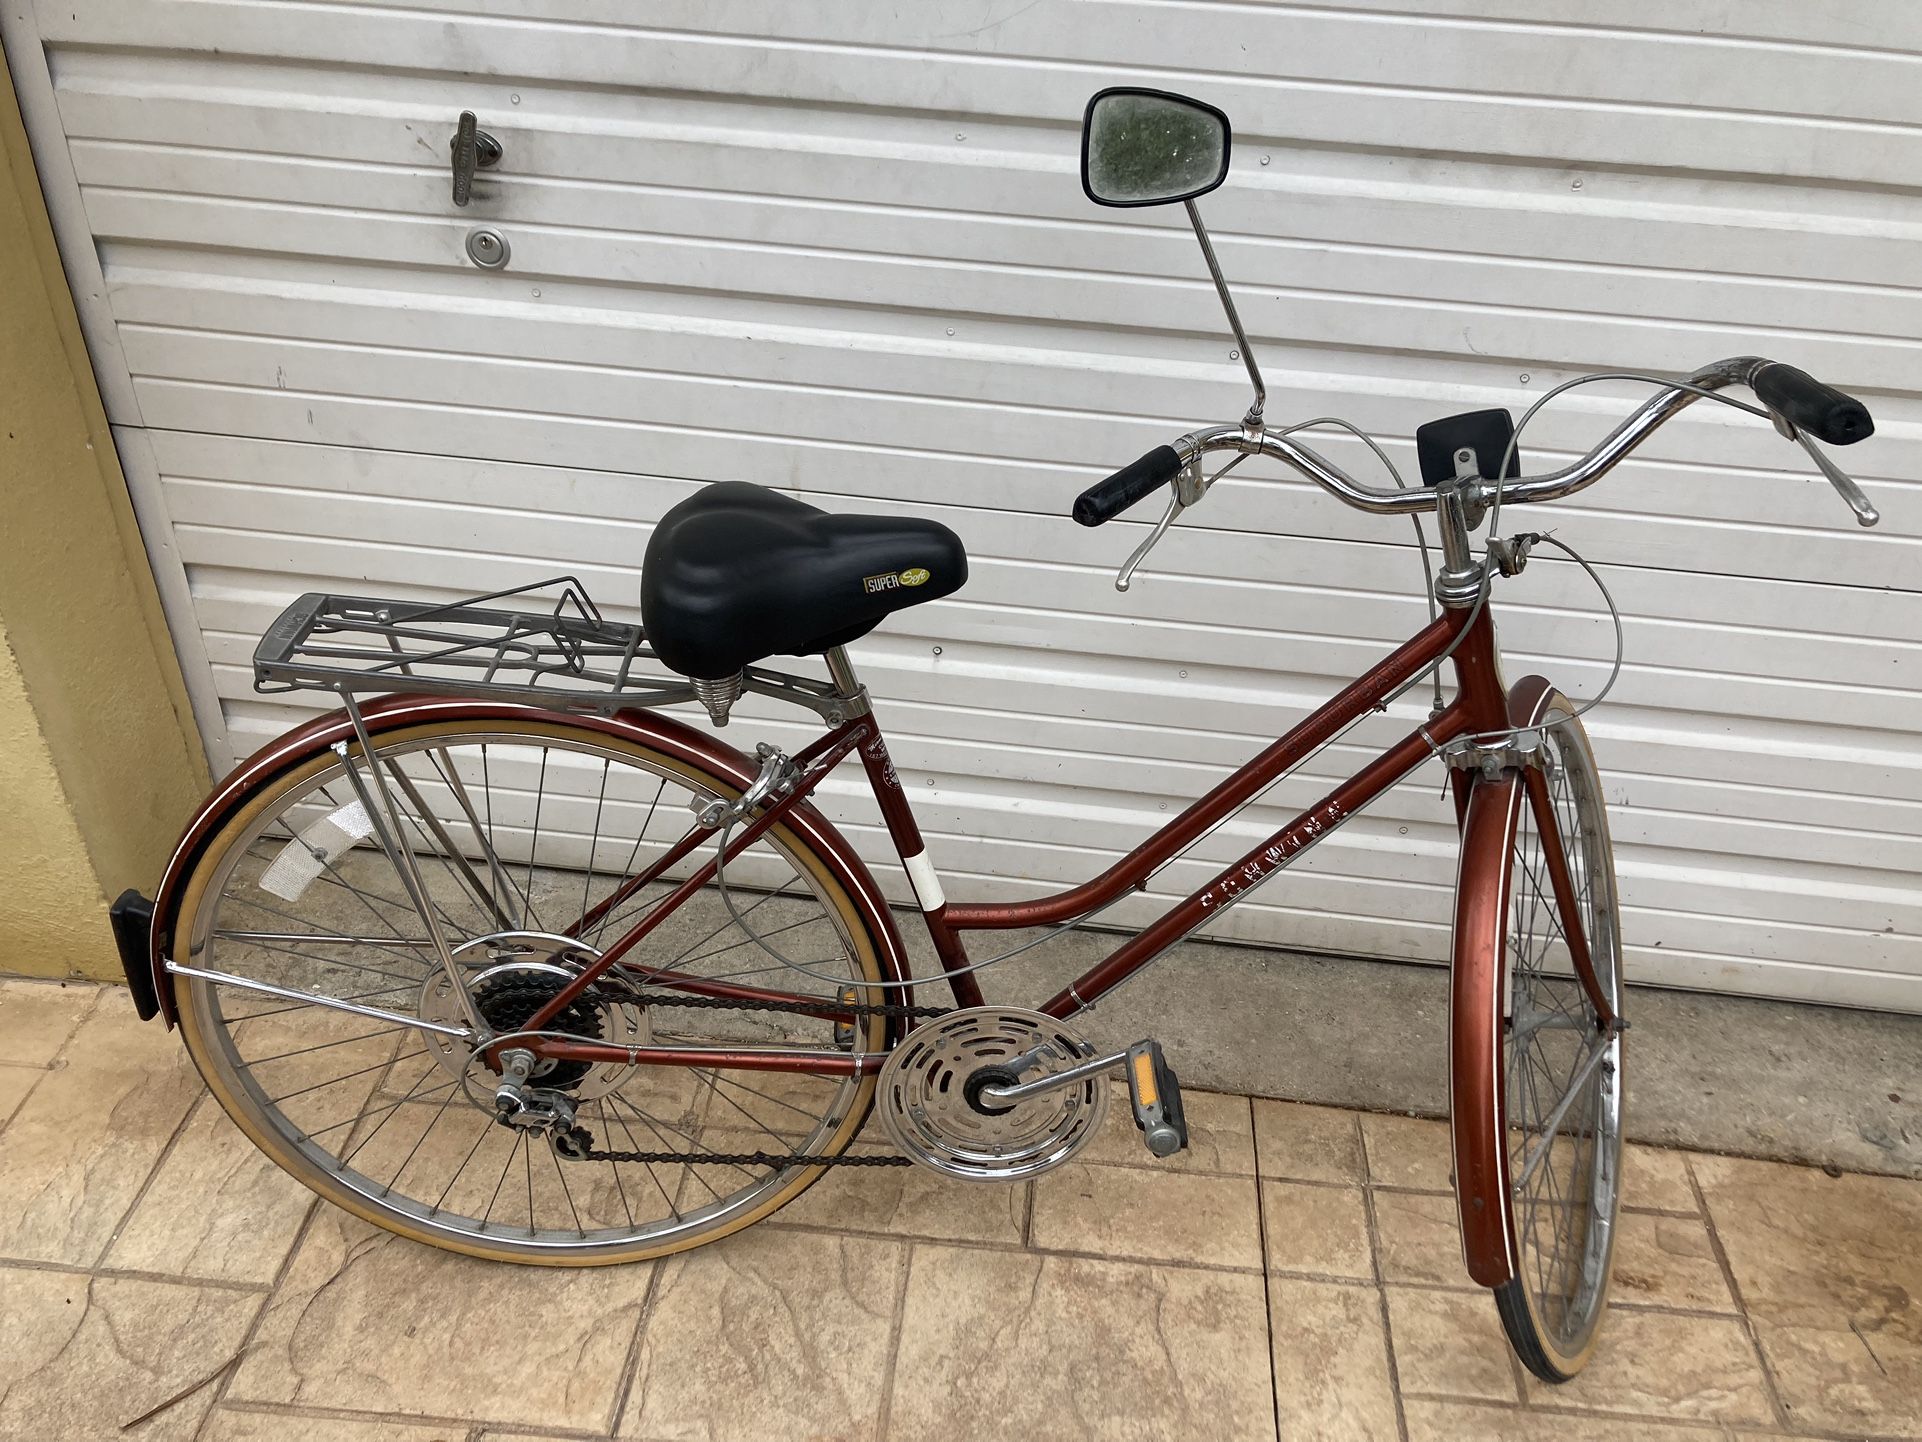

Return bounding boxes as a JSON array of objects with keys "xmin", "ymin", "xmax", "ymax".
[{"xmin": 1185, "ymin": 199, "xmax": 1265, "ymax": 426}]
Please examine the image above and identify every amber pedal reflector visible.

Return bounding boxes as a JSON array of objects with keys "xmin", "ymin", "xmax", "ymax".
[{"xmin": 1131, "ymin": 1051, "xmax": 1159, "ymax": 1107}]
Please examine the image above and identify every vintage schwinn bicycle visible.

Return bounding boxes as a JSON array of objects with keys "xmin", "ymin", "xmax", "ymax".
[{"xmin": 111, "ymin": 88, "xmax": 1881, "ymax": 1381}]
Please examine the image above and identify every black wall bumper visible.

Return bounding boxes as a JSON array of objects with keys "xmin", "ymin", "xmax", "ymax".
[{"xmin": 108, "ymin": 889, "xmax": 160, "ymax": 1021}]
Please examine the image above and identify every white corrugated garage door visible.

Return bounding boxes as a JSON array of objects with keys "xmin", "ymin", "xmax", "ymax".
[{"xmin": 7, "ymin": 1, "xmax": 1918, "ymax": 1009}]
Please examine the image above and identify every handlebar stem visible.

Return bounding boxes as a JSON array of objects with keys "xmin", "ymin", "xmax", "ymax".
[{"xmin": 1433, "ymin": 472, "xmax": 1489, "ymax": 609}]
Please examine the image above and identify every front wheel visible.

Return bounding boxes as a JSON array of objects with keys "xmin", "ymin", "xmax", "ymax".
[{"xmin": 1455, "ymin": 691, "xmax": 1626, "ymax": 1381}]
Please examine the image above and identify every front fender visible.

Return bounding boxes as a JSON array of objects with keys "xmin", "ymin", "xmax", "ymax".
[
  {"xmin": 144, "ymin": 695, "xmax": 913, "ymax": 1024},
  {"xmin": 1445, "ymin": 672, "xmax": 1566, "ymax": 1287},
  {"xmin": 1448, "ymin": 766, "xmax": 1525, "ymax": 1287},
  {"xmin": 1506, "ymin": 673, "xmax": 1558, "ymax": 731}
]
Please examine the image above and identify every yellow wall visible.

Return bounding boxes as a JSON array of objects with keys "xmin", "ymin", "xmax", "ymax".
[
  {"xmin": 0, "ymin": 615, "xmax": 114, "ymax": 971},
  {"xmin": 0, "ymin": 55, "xmax": 209, "ymax": 979}
]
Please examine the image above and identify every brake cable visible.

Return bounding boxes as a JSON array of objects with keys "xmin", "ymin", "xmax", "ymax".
[{"xmin": 1386, "ymin": 370, "xmax": 1776, "ymax": 745}]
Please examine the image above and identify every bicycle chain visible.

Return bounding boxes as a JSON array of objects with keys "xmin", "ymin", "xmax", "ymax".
[
  {"xmin": 619, "ymin": 989, "xmax": 951, "ymax": 1023},
  {"xmin": 552, "ymin": 986, "xmax": 950, "ymax": 1168},
  {"xmin": 561, "ymin": 1137, "xmax": 915, "ymax": 1168}
]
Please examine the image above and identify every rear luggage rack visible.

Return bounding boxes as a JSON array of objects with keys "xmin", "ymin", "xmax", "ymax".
[{"xmin": 252, "ymin": 577, "xmax": 853, "ymax": 722}]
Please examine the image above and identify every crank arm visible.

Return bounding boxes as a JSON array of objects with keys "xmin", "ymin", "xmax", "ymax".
[
  {"xmin": 978, "ymin": 1039, "xmax": 1189, "ymax": 1159},
  {"xmin": 978, "ymin": 1047, "xmax": 1127, "ymax": 1104}
]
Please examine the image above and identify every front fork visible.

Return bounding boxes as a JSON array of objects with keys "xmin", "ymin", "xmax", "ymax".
[{"xmin": 1445, "ymin": 734, "xmax": 1614, "ymax": 1028}]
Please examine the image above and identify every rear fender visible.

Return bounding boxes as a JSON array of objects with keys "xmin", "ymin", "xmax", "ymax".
[{"xmin": 143, "ymin": 695, "xmax": 914, "ymax": 1026}]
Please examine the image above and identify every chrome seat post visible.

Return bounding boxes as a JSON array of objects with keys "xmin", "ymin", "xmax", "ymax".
[{"xmin": 822, "ymin": 646, "xmax": 872, "ymax": 717}]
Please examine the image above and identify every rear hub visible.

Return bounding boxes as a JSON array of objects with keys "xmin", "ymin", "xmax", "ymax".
[
  {"xmin": 473, "ymin": 972, "xmax": 603, "ymax": 1091},
  {"xmin": 417, "ymin": 931, "xmax": 649, "ymax": 1101}
]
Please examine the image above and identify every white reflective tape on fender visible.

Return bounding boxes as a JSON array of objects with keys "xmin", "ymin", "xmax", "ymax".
[{"xmin": 902, "ymin": 849, "xmax": 946, "ymax": 911}]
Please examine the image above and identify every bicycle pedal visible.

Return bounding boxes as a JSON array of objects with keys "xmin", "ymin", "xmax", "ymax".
[{"xmin": 1125, "ymin": 1040, "xmax": 1188, "ymax": 1158}]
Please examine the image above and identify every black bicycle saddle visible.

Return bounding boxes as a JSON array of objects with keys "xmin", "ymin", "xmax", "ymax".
[{"xmin": 641, "ymin": 482, "xmax": 967, "ymax": 680}]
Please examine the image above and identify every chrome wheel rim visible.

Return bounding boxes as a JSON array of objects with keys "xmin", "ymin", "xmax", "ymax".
[{"xmin": 177, "ymin": 726, "xmax": 883, "ymax": 1258}]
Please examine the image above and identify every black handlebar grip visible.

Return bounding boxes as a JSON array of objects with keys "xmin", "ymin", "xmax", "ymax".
[
  {"xmin": 1073, "ymin": 445, "xmax": 1184, "ymax": 527},
  {"xmin": 1753, "ymin": 363, "xmax": 1875, "ymax": 447}
]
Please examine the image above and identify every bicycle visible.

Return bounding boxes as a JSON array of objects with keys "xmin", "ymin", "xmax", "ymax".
[{"xmin": 109, "ymin": 87, "xmax": 1880, "ymax": 1383}]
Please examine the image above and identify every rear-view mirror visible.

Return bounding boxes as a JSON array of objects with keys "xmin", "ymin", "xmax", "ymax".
[{"xmin": 1081, "ymin": 87, "xmax": 1232, "ymax": 208}]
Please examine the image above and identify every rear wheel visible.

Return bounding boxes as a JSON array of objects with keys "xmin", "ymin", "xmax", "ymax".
[
  {"xmin": 1488, "ymin": 697, "xmax": 1626, "ymax": 1380},
  {"xmin": 169, "ymin": 716, "xmax": 890, "ymax": 1264}
]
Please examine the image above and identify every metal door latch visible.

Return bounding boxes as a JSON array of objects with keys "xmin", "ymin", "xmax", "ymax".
[{"xmin": 450, "ymin": 110, "xmax": 503, "ymax": 206}]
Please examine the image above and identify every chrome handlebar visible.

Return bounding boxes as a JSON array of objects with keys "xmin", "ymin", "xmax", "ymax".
[{"xmin": 1164, "ymin": 356, "xmax": 1879, "ymax": 526}]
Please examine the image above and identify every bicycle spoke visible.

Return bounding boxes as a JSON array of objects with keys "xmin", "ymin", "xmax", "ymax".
[
  {"xmin": 433, "ymin": 1120, "xmax": 496, "ymax": 1214},
  {"xmin": 245, "ymin": 1024, "xmax": 408, "ymax": 1068},
  {"xmin": 210, "ymin": 931, "xmax": 424, "ymax": 990},
  {"xmin": 690, "ymin": 1072, "xmax": 808, "ymax": 1153},
  {"xmin": 217, "ymin": 891, "xmax": 433, "ymax": 970},
  {"xmin": 424, "ymin": 746, "xmax": 523, "ymax": 930},
  {"xmin": 267, "ymin": 1048, "xmax": 426, "ymax": 1107},
  {"xmin": 592, "ymin": 776, "xmax": 667, "ymax": 947},
  {"xmin": 244, "ymin": 817, "xmax": 426, "ymax": 937},
  {"xmin": 593, "ymin": 1098, "xmax": 651, "ymax": 1226},
  {"xmin": 522, "ymin": 748, "xmax": 549, "ymax": 932},
  {"xmin": 219, "ymin": 978, "xmax": 421, "ymax": 1024},
  {"xmin": 380, "ymin": 756, "xmax": 500, "ymax": 937},
  {"xmin": 340, "ymin": 1048, "xmax": 446, "ymax": 1167},
  {"xmin": 378, "ymin": 1078, "xmax": 464, "ymax": 1194},
  {"xmin": 549, "ymin": 1139, "xmax": 586, "ymax": 1237},
  {"xmin": 482, "ymin": 1130, "xmax": 521, "ymax": 1229},
  {"xmin": 673, "ymin": 912, "xmax": 833, "ymax": 970},
  {"xmin": 638, "ymin": 876, "xmax": 808, "ymax": 984},
  {"xmin": 583, "ymin": 759, "xmax": 611, "ymax": 922},
  {"xmin": 607, "ymin": 1090, "xmax": 764, "ymax": 1188},
  {"xmin": 306, "ymin": 1077, "xmax": 460, "ymax": 1143},
  {"xmin": 701, "ymin": 1069, "xmax": 837, "ymax": 1128},
  {"xmin": 523, "ymin": 1134, "xmax": 536, "ymax": 1231}
]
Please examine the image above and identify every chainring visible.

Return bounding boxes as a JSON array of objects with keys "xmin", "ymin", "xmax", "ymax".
[{"xmin": 877, "ymin": 1005, "xmax": 1108, "ymax": 1182}]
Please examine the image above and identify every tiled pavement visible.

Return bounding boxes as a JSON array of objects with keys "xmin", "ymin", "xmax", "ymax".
[{"xmin": 1, "ymin": 976, "xmax": 1917, "ymax": 1442}]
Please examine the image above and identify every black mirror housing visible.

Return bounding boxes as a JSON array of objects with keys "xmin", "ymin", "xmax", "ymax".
[{"xmin": 1080, "ymin": 87, "xmax": 1233, "ymax": 208}]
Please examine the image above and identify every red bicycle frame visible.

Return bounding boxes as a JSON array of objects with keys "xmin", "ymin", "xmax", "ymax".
[
  {"xmin": 137, "ymin": 575, "xmax": 1607, "ymax": 1293},
  {"xmin": 525, "ymin": 597, "xmax": 1554, "ymax": 1077}
]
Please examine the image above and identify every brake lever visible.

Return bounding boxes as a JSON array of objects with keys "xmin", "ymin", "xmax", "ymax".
[
  {"xmin": 1114, "ymin": 453, "xmax": 1247, "ymax": 592},
  {"xmin": 1114, "ymin": 449, "xmax": 1260, "ymax": 588},
  {"xmin": 1793, "ymin": 430, "xmax": 1880, "ymax": 528},
  {"xmin": 1116, "ymin": 493, "xmax": 1184, "ymax": 592}
]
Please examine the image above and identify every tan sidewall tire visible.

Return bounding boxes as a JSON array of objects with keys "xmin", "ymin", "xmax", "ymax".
[
  {"xmin": 1493, "ymin": 696, "xmax": 1622, "ymax": 1379},
  {"xmin": 172, "ymin": 717, "xmax": 888, "ymax": 1266}
]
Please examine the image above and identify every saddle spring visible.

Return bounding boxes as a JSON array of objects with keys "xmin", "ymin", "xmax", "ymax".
[{"xmin": 691, "ymin": 671, "xmax": 745, "ymax": 726}]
